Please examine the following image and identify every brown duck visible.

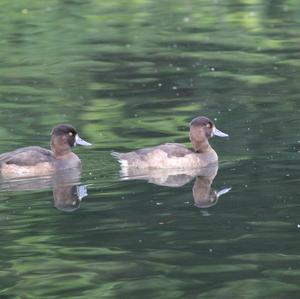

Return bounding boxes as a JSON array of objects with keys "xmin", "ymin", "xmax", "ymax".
[
  {"xmin": 0, "ymin": 124, "xmax": 91, "ymax": 178},
  {"xmin": 112, "ymin": 116, "xmax": 228, "ymax": 169}
]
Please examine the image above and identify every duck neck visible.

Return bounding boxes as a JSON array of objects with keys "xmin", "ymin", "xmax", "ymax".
[
  {"xmin": 193, "ymin": 139, "xmax": 211, "ymax": 153},
  {"xmin": 51, "ymin": 139, "xmax": 72, "ymax": 158}
]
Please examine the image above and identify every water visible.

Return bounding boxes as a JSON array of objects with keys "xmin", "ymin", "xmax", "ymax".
[{"xmin": 0, "ymin": 0, "xmax": 300, "ymax": 298}]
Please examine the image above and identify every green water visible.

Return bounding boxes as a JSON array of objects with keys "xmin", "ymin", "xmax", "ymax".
[{"xmin": 1, "ymin": 0, "xmax": 300, "ymax": 298}]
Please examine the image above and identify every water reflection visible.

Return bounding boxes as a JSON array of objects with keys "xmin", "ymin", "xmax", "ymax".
[
  {"xmin": 119, "ymin": 163, "xmax": 230, "ymax": 208},
  {"xmin": 0, "ymin": 169, "xmax": 88, "ymax": 212},
  {"xmin": 193, "ymin": 174, "xmax": 231, "ymax": 209}
]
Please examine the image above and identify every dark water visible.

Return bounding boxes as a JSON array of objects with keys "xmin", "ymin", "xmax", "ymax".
[{"xmin": 1, "ymin": 0, "xmax": 300, "ymax": 298}]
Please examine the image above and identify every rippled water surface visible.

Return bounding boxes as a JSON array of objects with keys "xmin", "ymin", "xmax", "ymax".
[{"xmin": 1, "ymin": 0, "xmax": 300, "ymax": 298}]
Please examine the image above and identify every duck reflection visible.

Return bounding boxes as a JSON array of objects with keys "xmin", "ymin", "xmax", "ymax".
[
  {"xmin": 192, "ymin": 172, "xmax": 231, "ymax": 208},
  {"xmin": 0, "ymin": 169, "xmax": 88, "ymax": 212},
  {"xmin": 119, "ymin": 163, "xmax": 230, "ymax": 208}
]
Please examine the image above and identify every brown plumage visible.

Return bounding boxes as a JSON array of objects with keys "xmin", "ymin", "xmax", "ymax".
[
  {"xmin": 0, "ymin": 124, "xmax": 91, "ymax": 178},
  {"xmin": 112, "ymin": 116, "xmax": 228, "ymax": 170}
]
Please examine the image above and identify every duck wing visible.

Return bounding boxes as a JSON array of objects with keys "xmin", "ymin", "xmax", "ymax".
[
  {"xmin": 112, "ymin": 143, "xmax": 192, "ymax": 162},
  {"xmin": 155, "ymin": 143, "xmax": 193, "ymax": 157},
  {"xmin": 0, "ymin": 146, "xmax": 54, "ymax": 166}
]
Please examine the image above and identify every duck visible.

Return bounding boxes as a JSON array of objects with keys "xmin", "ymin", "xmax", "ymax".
[
  {"xmin": 0, "ymin": 124, "xmax": 91, "ymax": 178},
  {"xmin": 112, "ymin": 116, "xmax": 228, "ymax": 169}
]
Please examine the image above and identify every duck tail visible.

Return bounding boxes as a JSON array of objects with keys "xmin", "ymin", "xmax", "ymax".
[
  {"xmin": 111, "ymin": 151, "xmax": 122, "ymax": 160},
  {"xmin": 111, "ymin": 151, "xmax": 128, "ymax": 168}
]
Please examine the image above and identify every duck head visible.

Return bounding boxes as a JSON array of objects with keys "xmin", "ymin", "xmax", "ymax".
[
  {"xmin": 189, "ymin": 116, "xmax": 228, "ymax": 153},
  {"xmin": 51, "ymin": 124, "xmax": 92, "ymax": 157}
]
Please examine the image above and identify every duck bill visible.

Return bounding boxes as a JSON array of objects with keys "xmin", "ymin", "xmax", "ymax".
[
  {"xmin": 75, "ymin": 134, "xmax": 92, "ymax": 146},
  {"xmin": 213, "ymin": 127, "xmax": 229, "ymax": 137},
  {"xmin": 216, "ymin": 187, "xmax": 232, "ymax": 198},
  {"xmin": 76, "ymin": 185, "xmax": 88, "ymax": 200}
]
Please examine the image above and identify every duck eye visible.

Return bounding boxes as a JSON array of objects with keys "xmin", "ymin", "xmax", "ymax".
[
  {"xmin": 206, "ymin": 123, "xmax": 212, "ymax": 128},
  {"xmin": 69, "ymin": 132, "xmax": 73, "ymax": 136}
]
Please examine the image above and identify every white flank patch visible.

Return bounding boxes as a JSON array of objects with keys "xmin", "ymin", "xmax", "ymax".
[{"xmin": 119, "ymin": 159, "xmax": 129, "ymax": 177}]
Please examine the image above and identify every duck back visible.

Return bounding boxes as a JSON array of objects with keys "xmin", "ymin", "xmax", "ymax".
[{"xmin": 0, "ymin": 146, "xmax": 54, "ymax": 166}]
